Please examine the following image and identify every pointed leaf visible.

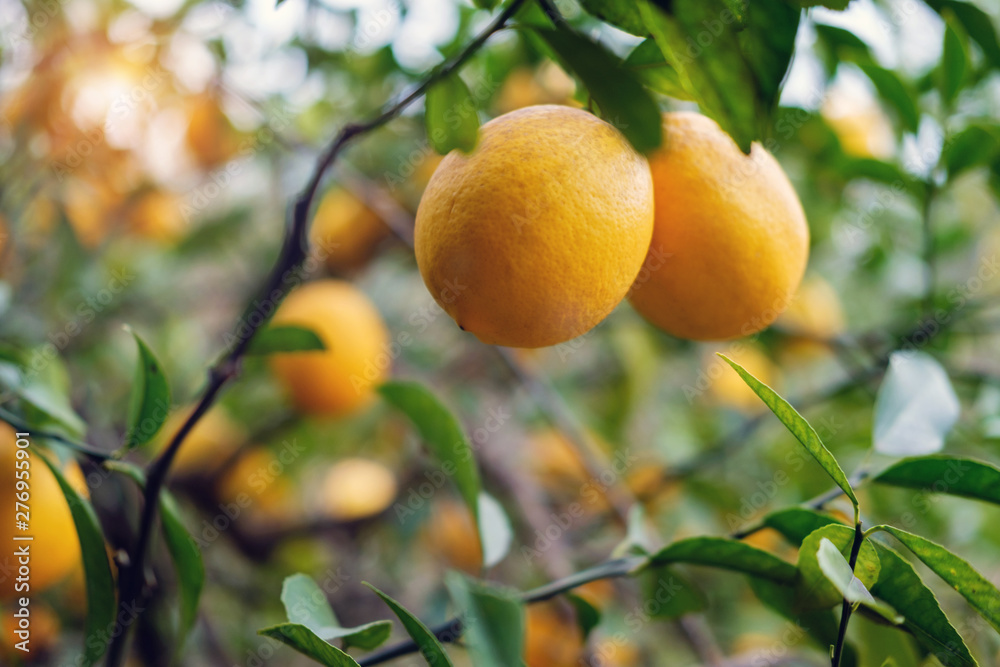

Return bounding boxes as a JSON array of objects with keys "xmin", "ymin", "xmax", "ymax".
[
  {"xmin": 873, "ymin": 352, "xmax": 960, "ymax": 456},
  {"xmin": 478, "ymin": 492, "xmax": 513, "ymax": 569},
  {"xmin": 366, "ymin": 583, "xmax": 455, "ymax": 667},
  {"xmin": 425, "ymin": 73, "xmax": 480, "ymax": 155},
  {"xmin": 943, "ymin": 124, "xmax": 1000, "ymax": 178},
  {"xmin": 876, "ymin": 525, "xmax": 1000, "ymax": 633},
  {"xmin": 282, "ymin": 574, "xmax": 339, "ymax": 632},
  {"xmin": 39, "ymin": 452, "xmax": 115, "ymax": 667},
  {"xmin": 125, "ymin": 331, "xmax": 170, "ymax": 450},
  {"xmin": 248, "ymin": 325, "xmax": 325, "ymax": 355},
  {"xmin": 871, "ymin": 542, "xmax": 977, "ymax": 667},
  {"xmin": 858, "ymin": 64, "xmax": 920, "ymax": 133},
  {"xmin": 445, "ymin": 573, "xmax": 524, "ymax": 667},
  {"xmin": 816, "ymin": 538, "xmax": 902, "ymax": 624},
  {"xmin": 258, "ymin": 624, "xmax": 362, "ymax": 667},
  {"xmin": 624, "ymin": 39, "xmax": 692, "ymax": 100},
  {"xmin": 650, "ymin": 536, "xmax": 798, "ymax": 584},
  {"xmin": 873, "ymin": 456, "xmax": 1000, "ymax": 506},
  {"xmin": 639, "ymin": 565, "xmax": 707, "ymax": 619},
  {"xmin": 532, "ymin": 27, "xmax": 663, "ymax": 153},
  {"xmin": 379, "ymin": 381, "xmax": 481, "ymax": 522},
  {"xmin": 160, "ymin": 490, "xmax": 204, "ymax": 659},
  {"xmin": 940, "ymin": 15, "xmax": 969, "ymax": 105},
  {"xmin": 719, "ymin": 354, "xmax": 859, "ymax": 510},
  {"xmin": 924, "ymin": 0, "xmax": 1000, "ymax": 70},
  {"xmin": 579, "ymin": 0, "xmax": 647, "ymax": 36}
]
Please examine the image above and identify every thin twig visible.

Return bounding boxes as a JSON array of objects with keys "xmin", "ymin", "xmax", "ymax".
[
  {"xmin": 831, "ymin": 522, "xmax": 864, "ymax": 667},
  {"xmin": 104, "ymin": 1, "xmax": 529, "ymax": 664},
  {"xmin": 0, "ymin": 405, "xmax": 114, "ymax": 461}
]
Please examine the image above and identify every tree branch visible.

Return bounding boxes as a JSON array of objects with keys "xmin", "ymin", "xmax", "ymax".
[
  {"xmin": 104, "ymin": 1, "xmax": 529, "ymax": 663},
  {"xmin": 831, "ymin": 522, "xmax": 864, "ymax": 667}
]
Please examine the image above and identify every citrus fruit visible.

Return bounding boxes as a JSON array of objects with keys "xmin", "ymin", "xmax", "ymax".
[
  {"xmin": 185, "ymin": 94, "xmax": 240, "ymax": 169},
  {"xmin": 216, "ymin": 448, "xmax": 299, "ymax": 523},
  {"xmin": 0, "ymin": 422, "xmax": 87, "ymax": 600},
  {"xmin": 319, "ymin": 458, "xmax": 397, "ymax": 521},
  {"xmin": 778, "ymin": 275, "xmax": 846, "ymax": 339},
  {"xmin": 125, "ymin": 189, "xmax": 186, "ymax": 243},
  {"xmin": 415, "ymin": 104, "xmax": 654, "ymax": 348},
  {"xmin": 154, "ymin": 406, "xmax": 245, "ymax": 477},
  {"xmin": 269, "ymin": 280, "xmax": 390, "ymax": 416},
  {"xmin": 421, "ymin": 498, "xmax": 482, "ymax": 573},
  {"xmin": 628, "ymin": 112, "xmax": 809, "ymax": 341},
  {"xmin": 310, "ymin": 188, "xmax": 388, "ymax": 273}
]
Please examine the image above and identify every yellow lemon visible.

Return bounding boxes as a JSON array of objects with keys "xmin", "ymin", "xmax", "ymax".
[
  {"xmin": 310, "ymin": 188, "xmax": 388, "ymax": 273},
  {"xmin": 629, "ymin": 112, "xmax": 809, "ymax": 340},
  {"xmin": 269, "ymin": 280, "xmax": 390, "ymax": 417},
  {"xmin": 154, "ymin": 406, "xmax": 245, "ymax": 477},
  {"xmin": 319, "ymin": 458, "xmax": 397, "ymax": 521},
  {"xmin": 415, "ymin": 105, "xmax": 654, "ymax": 348}
]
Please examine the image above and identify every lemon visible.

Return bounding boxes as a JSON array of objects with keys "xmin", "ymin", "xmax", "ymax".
[{"xmin": 415, "ymin": 105, "xmax": 654, "ymax": 348}]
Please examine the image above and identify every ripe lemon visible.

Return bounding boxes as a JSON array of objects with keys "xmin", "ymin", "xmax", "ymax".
[
  {"xmin": 778, "ymin": 275, "xmax": 846, "ymax": 339},
  {"xmin": 318, "ymin": 458, "xmax": 397, "ymax": 521},
  {"xmin": 125, "ymin": 189, "xmax": 186, "ymax": 243},
  {"xmin": 628, "ymin": 112, "xmax": 809, "ymax": 340},
  {"xmin": 154, "ymin": 406, "xmax": 245, "ymax": 477},
  {"xmin": 270, "ymin": 280, "xmax": 389, "ymax": 416},
  {"xmin": 421, "ymin": 498, "xmax": 482, "ymax": 573},
  {"xmin": 185, "ymin": 94, "xmax": 240, "ymax": 169},
  {"xmin": 415, "ymin": 105, "xmax": 654, "ymax": 348},
  {"xmin": 0, "ymin": 423, "xmax": 87, "ymax": 600},
  {"xmin": 310, "ymin": 188, "xmax": 388, "ymax": 273},
  {"xmin": 216, "ymin": 448, "xmax": 299, "ymax": 523}
]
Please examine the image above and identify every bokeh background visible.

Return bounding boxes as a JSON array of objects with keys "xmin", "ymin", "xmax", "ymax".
[{"xmin": 1, "ymin": 0, "xmax": 999, "ymax": 664}]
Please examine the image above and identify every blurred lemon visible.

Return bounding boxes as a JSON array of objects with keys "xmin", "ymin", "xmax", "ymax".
[
  {"xmin": 310, "ymin": 188, "xmax": 388, "ymax": 273},
  {"xmin": 270, "ymin": 280, "xmax": 390, "ymax": 417},
  {"xmin": 778, "ymin": 276, "xmax": 846, "ymax": 339},
  {"xmin": 524, "ymin": 602, "xmax": 584, "ymax": 667},
  {"xmin": 1, "ymin": 601, "xmax": 60, "ymax": 661},
  {"xmin": 574, "ymin": 579, "xmax": 615, "ymax": 609},
  {"xmin": 0, "ymin": 423, "xmax": 87, "ymax": 600},
  {"xmin": 528, "ymin": 429, "xmax": 590, "ymax": 488},
  {"xmin": 63, "ymin": 177, "xmax": 121, "ymax": 248},
  {"xmin": 185, "ymin": 94, "xmax": 240, "ymax": 169},
  {"xmin": 320, "ymin": 458, "xmax": 397, "ymax": 521},
  {"xmin": 495, "ymin": 65, "xmax": 575, "ymax": 114},
  {"xmin": 822, "ymin": 95, "xmax": 894, "ymax": 160},
  {"xmin": 216, "ymin": 448, "xmax": 299, "ymax": 523},
  {"xmin": 707, "ymin": 343, "xmax": 781, "ymax": 414},
  {"xmin": 154, "ymin": 406, "xmax": 245, "ymax": 477},
  {"xmin": 421, "ymin": 498, "xmax": 482, "ymax": 573},
  {"xmin": 125, "ymin": 189, "xmax": 187, "ymax": 243}
]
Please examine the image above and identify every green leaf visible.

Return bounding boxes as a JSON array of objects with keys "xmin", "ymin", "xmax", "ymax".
[
  {"xmin": 797, "ymin": 524, "xmax": 881, "ymax": 610},
  {"xmin": 532, "ymin": 27, "xmax": 663, "ymax": 154},
  {"xmin": 719, "ymin": 354, "xmax": 859, "ymax": 512},
  {"xmin": 639, "ymin": 565, "xmax": 707, "ymax": 619},
  {"xmin": 282, "ymin": 575, "xmax": 392, "ymax": 651},
  {"xmin": 258, "ymin": 624, "xmax": 362, "ymax": 667},
  {"xmin": 471, "ymin": 0, "xmax": 498, "ymax": 9},
  {"xmin": 7, "ymin": 351, "xmax": 86, "ymax": 438},
  {"xmin": 748, "ymin": 578, "xmax": 860, "ymax": 667},
  {"xmin": 858, "ymin": 64, "xmax": 920, "ymax": 133},
  {"xmin": 940, "ymin": 14, "xmax": 969, "ymax": 105},
  {"xmin": 445, "ymin": 573, "xmax": 525, "ymax": 667},
  {"xmin": 759, "ymin": 507, "xmax": 843, "ymax": 545},
  {"xmin": 873, "ymin": 351, "xmax": 959, "ymax": 457},
  {"xmin": 815, "ymin": 538, "xmax": 902, "ymax": 624},
  {"xmin": 924, "ymin": 0, "xmax": 1000, "ymax": 70},
  {"xmin": 566, "ymin": 593, "xmax": 601, "ymax": 639},
  {"xmin": 425, "ymin": 73, "xmax": 480, "ymax": 155},
  {"xmin": 477, "ymin": 491, "xmax": 513, "ymax": 569},
  {"xmin": 125, "ymin": 331, "xmax": 170, "ymax": 450},
  {"xmin": 247, "ymin": 325, "xmax": 325, "ymax": 355},
  {"xmin": 579, "ymin": 0, "xmax": 647, "ymax": 36},
  {"xmin": 160, "ymin": 490, "xmax": 204, "ymax": 660},
  {"xmin": 873, "ymin": 456, "xmax": 1000, "ymax": 507},
  {"xmin": 638, "ymin": 0, "xmax": 759, "ymax": 152},
  {"xmin": 649, "ymin": 536, "xmax": 798, "ymax": 584},
  {"xmin": 943, "ymin": 124, "xmax": 1000, "ymax": 178},
  {"xmin": 39, "ymin": 452, "xmax": 115, "ymax": 667},
  {"xmin": 795, "ymin": 0, "xmax": 850, "ymax": 8},
  {"xmin": 737, "ymin": 0, "xmax": 801, "ymax": 117},
  {"xmin": 366, "ymin": 583, "xmax": 455, "ymax": 667},
  {"xmin": 870, "ymin": 542, "xmax": 977, "ymax": 667},
  {"xmin": 876, "ymin": 526, "xmax": 1000, "ymax": 633},
  {"xmin": 379, "ymin": 381, "xmax": 481, "ymax": 522},
  {"xmin": 624, "ymin": 39, "xmax": 693, "ymax": 100}
]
